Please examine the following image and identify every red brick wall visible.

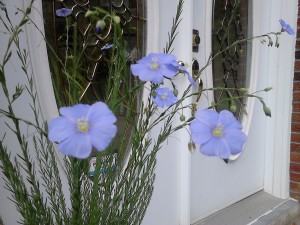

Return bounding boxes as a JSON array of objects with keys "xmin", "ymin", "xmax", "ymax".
[{"xmin": 290, "ymin": 3, "xmax": 300, "ymax": 200}]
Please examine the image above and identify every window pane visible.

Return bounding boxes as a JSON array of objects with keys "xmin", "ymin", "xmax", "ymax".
[
  {"xmin": 42, "ymin": 0, "xmax": 146, "ymax": 155},
  {"xmin": 212, "ymin": 0, "xmax": 249, "ymax": 119}
]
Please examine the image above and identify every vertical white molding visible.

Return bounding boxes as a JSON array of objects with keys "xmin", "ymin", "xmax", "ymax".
[
  {"xmin": 146, "ymin": 0, "xmax": 159, "ymax": 54},
  {"xmin": 271, "ymin": 0, "xmax": 297, "ymax": 198},
  {"xmin": 177, "ymin": 2, "xmax": 193, "ymax": 224},
  {"xmin": 24, "ymin": 0, "xmax": 59, "ymax": 121},
  {"xmin": 263, "ymin": 0, "xmax": 297, "ymax": 198},
  {"xmin": 24, "ymin": 0, "xmax": 69, "ymax": 174},
  {"xmin": 143, "ymin": 1, "xmax": 192, "ymax": 224}
]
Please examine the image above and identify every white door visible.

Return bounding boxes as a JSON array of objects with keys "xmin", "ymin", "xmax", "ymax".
[
  {"xmin": 143, "ymin": 0, "xmax": 294, "ymax": 224},
  {"xmin": 189, "ymin": 0, "xmax": 297, "ymax": 222},
  {"xmin": 190, "ymin": 0, "xmax": 267, "ymax": 222}
]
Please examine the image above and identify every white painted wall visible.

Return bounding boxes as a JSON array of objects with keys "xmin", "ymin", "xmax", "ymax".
[
  {"xmin": 142, "ymin": 0, "xmax": 193, "ymax": 224},
  {"xmin": 258, "ymin": 0, "xmax": 297, "ymax": 198},
  {"xmin": 0, "ymin": 1, "xmax": 64, "ymax": 224}
]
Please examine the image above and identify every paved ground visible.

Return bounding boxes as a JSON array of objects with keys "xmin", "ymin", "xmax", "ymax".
[{"xmin": 290, "ymin": 215, "xmax": 300, "ymax": 225}]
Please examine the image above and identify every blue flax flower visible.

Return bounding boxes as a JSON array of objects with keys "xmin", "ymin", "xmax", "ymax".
[
  {"xmin": 153, "ymin": 87, "xmax": 178, "ymax": 108},
  {"xmin": 48, "ymin": 102, "xmax": 117, "ymax": 159},
  {"xmin": 190, "ymin": 109, "xmax": 247, "ymax": 159},
  {"xmin": 131, "ymin": 53, "xmax": 179, "ymax": 84},
  {"xmin": 279, "ymin": 19, "xmax": 295, "ymax": 35},
  {"xmin": 56, "ymin": 8, "xmax": 72, "ymax": 17}
]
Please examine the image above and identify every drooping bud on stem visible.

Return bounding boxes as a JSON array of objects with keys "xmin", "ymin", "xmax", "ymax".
[
  {"xmin": 112, "ymin": 15, "xmax": 121, "ymax": 24},
  {"xmin": 230, "ymin": 103, "xmax": 237, "ymax": 113},
  {"xmin": 180, "ymin": 114, "xmax": 185, "ymax": 121},
  {"xmin": 96, "ymin": 20, "xmax": 106, "ymax": 33},
  {"xmin": 173, "ymin": 89, "xmax": 178, "ymax": 96},
  {"xmin": 264, "ymin": 87, "xmax": 272, "ymax": 92}
]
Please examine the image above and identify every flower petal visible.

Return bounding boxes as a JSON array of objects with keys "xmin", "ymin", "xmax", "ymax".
[
  {"xmin": 143, "ymin": 69, "xmax": 164, "ymax": 83},
  {"xmin": 218, "ymin": 110, "xmax": 242, "ymax": 130},
  {"xmin": 194, "ymin": 110, "xmax": 219, "ymax": 129},
  {"xmin": 89, "ymin": 125, "xmax": 117, "ymax": 151},
  {"xmin": 58, "ymin": 133, "xmax": 92, "ymax": 158},
  {"xmin": 190, "ymin": 121, "xmax": 213, "ymax": 145},
  {"xmin": 152, "ymin": 87, "xmax": 178, "ymax": 108},
  {"xmin": 279, "ymin": 19, "xmax": 287, "ymax": 28},
  {"xmin": 60, "ymin": 104, "xmax": 91, "ymax": 122},
  {"xmin": 187, "ymin": 72, "xmax": 197, "ymax": 88},
  {"xmin": 131, "ymin": 63, "xmax": 147, "ymax": 76},
  {"xmin": 56, "ymin": 8, "xmax": 72, "ymax": 17},
  {"xmin": 157, "ymin": 53, "xmax": 177, "ymax": 64},
  {"xmin": 222, "ymin": 129, "xmax": 247, "ymax": 155},
  {"xmin": 200, "ymin": 137, "xmax": 231, "ymax": 159},
  {"xmin": 131, "ymin": 53, "xmax": 179, "ymax": 83},
  {"xmin": 48, "ymin": 117, "xmax": 76, "ymax": 142},
  {"xmin": 279, "ymin": 19, "xmax": 295, "ymax": 35},
  {"xmin": 160, "ymin": 64, "xmax": 178, "ymax": 78},
  {"xmin": 137, "ymin": 52, "xmax": 157, "ymax": 64},
  {"xmin": 285, "ymin": 25, "xmax": 295, "ymax": 35},
  {"xmin": 131, "ymin": 64, "xmax": 164, "ymax": 83},
  {"xmin": 87, "ymin": 102, "xmax": 116, "ymax": 125}
]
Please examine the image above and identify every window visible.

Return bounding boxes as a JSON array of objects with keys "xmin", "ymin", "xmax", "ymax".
[
  {"xmin": 42, "ymin": 0, "xmax": 146, "ymax": 155},
  {"xmin": 212, "ymin": 0, "xmax": 249, "ymax": 119}
]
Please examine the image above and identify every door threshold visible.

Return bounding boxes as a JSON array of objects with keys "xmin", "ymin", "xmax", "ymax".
[{"xmin": 192, "ymin": 191, "xmax": 300, "ymax": 225}]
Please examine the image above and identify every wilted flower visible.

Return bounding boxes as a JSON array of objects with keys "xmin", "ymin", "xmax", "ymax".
[
  {"xmin": 101, "ymin": 43, "xmax": 114, "ymax": 51},
  {"xmin": 152, "ymin": 87, "xmax": 178, "ymax": 108},
  {"xmin": 48, "ymin": 102, "xmax": 117, "ymax": 159},
  {"xmin": 279, "ymin": 19, "xmax": 295, "ymax": 35},
  {"xmin": 56, "ymin": 8, "xmax": 72, "ymax": 17},
  {"xmin": 96, "ymin": 20, "xmax": 106, "ymax": 33},
  {"xmin": 190, "ymin": 109, "xmax": 247, "ymax": 159},
  {"xmin": 131, "ymin": 53, "xmax": 178, "ymax": 84}
]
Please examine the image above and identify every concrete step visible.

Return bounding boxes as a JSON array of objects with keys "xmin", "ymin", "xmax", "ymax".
[{"xmin": 251, "ymin": 199, "xmax": 300, "ymax": 225}]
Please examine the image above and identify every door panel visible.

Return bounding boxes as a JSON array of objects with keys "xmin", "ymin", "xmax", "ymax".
[{"xmin": 190, "ymin": 0, "xmax": 265, "ymax": 223}]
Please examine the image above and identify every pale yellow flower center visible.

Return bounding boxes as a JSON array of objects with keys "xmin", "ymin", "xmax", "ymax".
[
  {"xmin": 150, "ymin": 57, "xmax": 159, "ymax": 70},
  {"xmin": 213, "ymin": 125, "xmax": 223, "ymax": 137},
  {"xmin": 77, "ymin": 117, "xmax": 89, "ymax": 132},
  {"xmin": 160, "ymin": 93, "xmax": 167, "ymax": 100}
]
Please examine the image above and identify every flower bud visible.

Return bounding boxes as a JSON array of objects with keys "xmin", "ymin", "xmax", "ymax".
[
  {"xmin": 264, "ymin": 87, "xmax": 272, "ymax": 92},
  {"xmin": 263, "ymin": 105, "xmax": 272, "ymax": 117},
  {"xmin": 173, "ymin": 89, "xmax": 178, "ymax": 96},
  {"xmin": 151, "ymin": 90, "xmax": 157, "ymax": 98},
  {"xmin": 180, "ymin": 114, "xmax": 185, "ymax": 121},
  {"xmin": 230, "ymin": 104, "xmax": 237, "ymax": 113},
  {"xmin": 96, "ymin": 20, "xmax": 106, "ymax": 33},
  {"xmin": 112, "ymin": 15, "xmax": 121, "ymax": 24},
  {"xmin": 85, "ymin": 10, "xmax": 97, "ymax": 17},
  {"xmin": 188, "ymin": 142, "xmax": 196, "ymax": 153},
  {"xmin": 239, "ymin": 49, "xmax": 244, "ymax": 56},
  {"xmin": 239, "ymin": 88, "xmax": 248, "ymax": 92},
  {"xmin": 268, "ymin": 40, "xmax": 273, "ymax": 47}
]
